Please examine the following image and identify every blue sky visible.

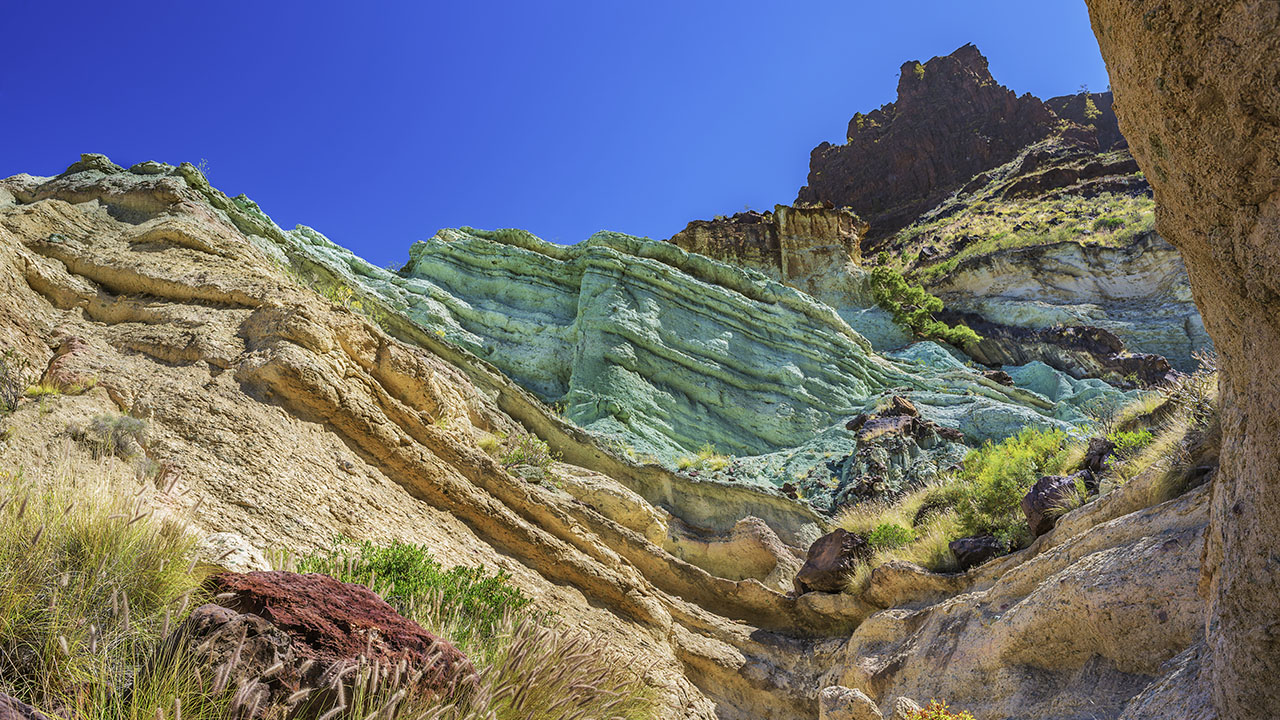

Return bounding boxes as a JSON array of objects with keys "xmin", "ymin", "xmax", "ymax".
[{"xmin": 1, "ymin": 1, "xmax": 1109, "ymax": 266}]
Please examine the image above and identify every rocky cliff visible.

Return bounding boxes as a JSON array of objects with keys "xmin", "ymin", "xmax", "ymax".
[
  {"xmin": 675, "ymin": 43, "xmax": 1211, "ymax": 378},
  {"xmin": 796, "ymin": 44, "xmax": 1062, "ymax": 240},
  {"xmin": 0, "ymin": 156, "xmax": 1217, "ymax": 719},
  {"xmin": 1083, "ymin": 3, "xmax": 1280, "ymax": 717}
]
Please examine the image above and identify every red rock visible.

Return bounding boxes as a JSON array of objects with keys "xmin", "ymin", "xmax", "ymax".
[
  {"xmin": 797, "ymin": 44, "xmax": 1057, "ymax": 239},
  {"xmin": 204, "ymin": 571, "xmax": 474, "ymax": 693}
]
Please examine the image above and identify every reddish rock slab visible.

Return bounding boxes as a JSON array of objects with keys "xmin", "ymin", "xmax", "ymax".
[{"xmin": 205, "ymin": 571, "xmax": 474, "ymax": 692}]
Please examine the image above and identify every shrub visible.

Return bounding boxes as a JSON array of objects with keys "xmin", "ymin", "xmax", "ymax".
[
  {"xmin": 675, "ymin": 443, "xmax": 730, "ymax": 473},
  {"xmin": 869, "ymin": 267, "xmax": 981, "ymax": 349},
  {"xmin": 82, "ymin": 413, "xmax": 148, "ymax": 458},
  {"xmin": 499, "ymin": 433, "xmax": 558, "ymax": 478},
  {"xmin": 297, "ymin": 539, "xmax": 531, "ymax": 648},
  {"xmin": 867, "ymin": 522, "xmax": 915, "ymax": 550},
  {"xmin": 956, "ymin": 427, "xmax": 1070, "ymax": 545},
  {"xmin": 0, "ymin": 348, "xmax": 29, "ymax": 413},
  {"xmin": 909, "ymin": 700, "xmax": 977, "ymax": 720},
  {"xmin": 1108, "ymin": 428, "xmax": 1154, "ymax": 457}
]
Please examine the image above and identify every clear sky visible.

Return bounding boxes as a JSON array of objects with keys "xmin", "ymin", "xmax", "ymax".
[{"xmin": 2, "ymin": 1, "xmax": 1109, "ymax": 266}]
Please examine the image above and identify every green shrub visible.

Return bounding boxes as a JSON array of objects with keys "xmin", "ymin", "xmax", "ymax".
[
  {"xmin": 869, "ymin": 267, "xmax": 981, "ymax": 349},
  {"xmin": 956, "ymin": 427, "xmax": 1070, "ymax": 545},
  {"xmin": 499, "ymin": 433, "xmax": 558, "ymax": 478},
  {"xmin": 1107, "ymin": 428, "xmax": 1154, "ymax": 457},
  {"xmin": 908, "ymin": 700, "xmax": 977, "ymax": 720},
  {"xmin": 867, "ymin": 522, "xmax": 915, "ymax": 549},
  {"xmin": 83, "ymin": 413, "xmax": 148, "ymax": 458},
  {"xmin": 296, "ymin": 538, "xmax": 531, "ymax": 648}
]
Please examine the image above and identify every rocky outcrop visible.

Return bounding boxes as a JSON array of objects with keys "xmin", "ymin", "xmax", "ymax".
[
  {"xmin": 952, "ymin": 314, "xmax": 1178, "ymax": 387},
  {"xmin": 797, "ymin": 44, "xmax": 1058, "ymax": 239},
  {"xmin": 931, "ymin": 233, "xmax": 1208, "ymax": 371},
  {"xmin": 668, "ymin": 204, "xmax": 865, "ymax": 292},
  {"xmin": 0, "ymin": 155, "xmax": 1220, "ymax": 719},
  {"xmin": 1083, "ymin": 2, "xmax": 1280, "ymax": 717}
]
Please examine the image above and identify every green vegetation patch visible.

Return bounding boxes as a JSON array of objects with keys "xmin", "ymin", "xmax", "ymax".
[{"xmin": 869, "ymin": 266, "xmax": 981, "ymax": 349}]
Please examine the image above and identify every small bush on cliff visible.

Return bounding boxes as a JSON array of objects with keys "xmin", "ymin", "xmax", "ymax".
[
  {"xmin": 297, "ymin": 538, "xmax": 531, "ymax": 647},
  {"xmin": 676, "ymin": 443, "xmax": 731, "ymax": 473},
  {"xmin": 0, "ymin": 348, "xmax": 30, "ymax": 414},
  {"xmin": 499, "ymin": 433, "xmax": 558, "ymax": 479},
  {"xmin": 869, "ymin": 267, "xmax": 981, "ymax": 349},
  {"xmin": 908, "ymin": 700, "xmax": 977, "ymax": 720},
  {"xmin": 867, "ymin": 522, "xmax": 915, "ymax": 549},
  {"xmin": 956, "ymin": 427, "xmax": 1070, "ymax": 545}
]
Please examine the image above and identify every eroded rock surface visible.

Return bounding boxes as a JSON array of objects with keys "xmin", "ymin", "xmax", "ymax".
[{"xmin": 1083, "ymin": 2, "xmax": 1280, "ymax": 717}]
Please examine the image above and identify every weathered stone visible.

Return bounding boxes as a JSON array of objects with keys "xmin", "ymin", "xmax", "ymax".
[
  {"xmin": 1022, "ymin": 472, "xmax": 1083, "ymax": 538},
  {"xmin": 949, "ymin": 535, "xmax": 1004, "ymax": 570},
  {"xmin": 795, "ymin": 529, "xmax": 870, "ymax": 594},
  {"xmin": 818, "ymin": 685, "xmax": 882, "ymax": 720},
  {"xmin": 1083, "ymin": 2, "xmax": 1280, "ymax": 716},
  {"xmin": 982, "ymin": 369, "xmax": 1014, "ymax": 386},
  {"xmin": 888, "ymin": 696, "xmax": 922, "ymax": 720},
  {"xmin": 205, "ymin": 572, "xmax": 474, "ymax": 694},
  {"xmin": 0, "ymin": 694, "xmax": 51, "ymax": 720},
  {"xmin": 194, "ymin": 532, "xmax": 271, "ymax": 573}
]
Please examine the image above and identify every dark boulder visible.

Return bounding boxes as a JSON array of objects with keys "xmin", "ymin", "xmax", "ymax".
[
  {"xmin": 1082, "ymin": 437, "xmax": 1117, "ymax": 477},
  {"xmin": 982, "ymin": 369, "xmax": 1014, "ymax": 386},
  {"xmin": 949, "ymin": 535, "xmax": 1005, "ymax": 570},
  {"xmin": 1021, "ymin": 471, "xmax": 1092, "ymax": 538},
  {"xmin": 0, "ymin": 695, "xmax": 51, "ymax": 720},
  {"xmin": 794, "ymin": 529, "xmax": 871, "ymax": 594},
  {"xmin": 169, "ymin": 570, "xmax": 476, "ymax": 716}
]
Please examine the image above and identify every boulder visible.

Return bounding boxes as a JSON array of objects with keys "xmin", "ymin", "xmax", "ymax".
[
  {"xmin": 982, "ymin": 369, "xmax": 1014, "ymax": 386},
  {"xmin": 0, "ymin": 695, "xmax": 51, "ymax": 720},
  {"xmin": 795, "ymin": 529, "xmax": 870, "ymax": 594},
  {"xmin": 1082, "ymin": 437, "xmax": 1117, "ymax": 477},
  {"xmin": 882, "ymin": 396, "xmax": 918, "ymax": 417},
  {"xmin": 949, "ymin": 535, "xmax": 1004, "ymax": 570},
  {"xmin": 889, "ymin": 696, "xmax": 923, "ymax": 720},
  {"xmin": 199, "ymin": 571, "xmax": 474, "ymax": 695},
  {"xmin": 1021, "ymin": 472, "xmax": 1084, "ymax": 538},
  {"xmin": 819, "ymin": 685, "xmax": 883, "ymax": 720},
  {"xmin": 195, "ymin": 532, "xmax": 271, "ymax": 573}
]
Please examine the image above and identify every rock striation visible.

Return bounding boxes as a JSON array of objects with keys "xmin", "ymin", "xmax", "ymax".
[{"xmin": 0, "ymin": 155, "xmax": 1220, "ymax": 718}]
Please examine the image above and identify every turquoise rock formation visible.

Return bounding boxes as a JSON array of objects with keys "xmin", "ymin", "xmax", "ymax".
[{"xmin": 269, "ymin": 222, "xmax": 1141, "ymax": 501}]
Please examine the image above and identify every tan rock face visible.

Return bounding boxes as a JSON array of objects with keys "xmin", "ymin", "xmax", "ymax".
[
  {"xmin": 0, "ymin": 157, "xmax": 1224, "ymax": 719},
  {"xmin": 1082, "ymin": 3, "xmax": 1280, "ymax": 718},
  {"xmin": 669, "ymin": 204, "xmax": 865, "ymax": 288}
]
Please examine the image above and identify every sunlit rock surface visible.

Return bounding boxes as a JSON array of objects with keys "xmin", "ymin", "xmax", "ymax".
[{"xmin": 279, "ymin": 220, "xmax": 1141, "ymax": 504}]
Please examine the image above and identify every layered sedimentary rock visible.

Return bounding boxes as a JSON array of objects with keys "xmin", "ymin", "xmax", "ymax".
[
  {"xmin": 1083, "ymin": 2, "xmax": 1280, "ymax": 717},
  {"xmin": 281, "ymin": 217, "xmax": 1136, "ymax": 491},
  {"xmin": 932, "ymin": 233, "xmax": 1207, "ymax": 370},
  {"xmin": 0, "ymin": 156, "xmax": 1217, "ymax": 718}
]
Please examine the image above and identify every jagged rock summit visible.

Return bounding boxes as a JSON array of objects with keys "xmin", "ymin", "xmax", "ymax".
[{"xmin": 796, "ymin": 43, "xmax": 1105, "ymax": 239}]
